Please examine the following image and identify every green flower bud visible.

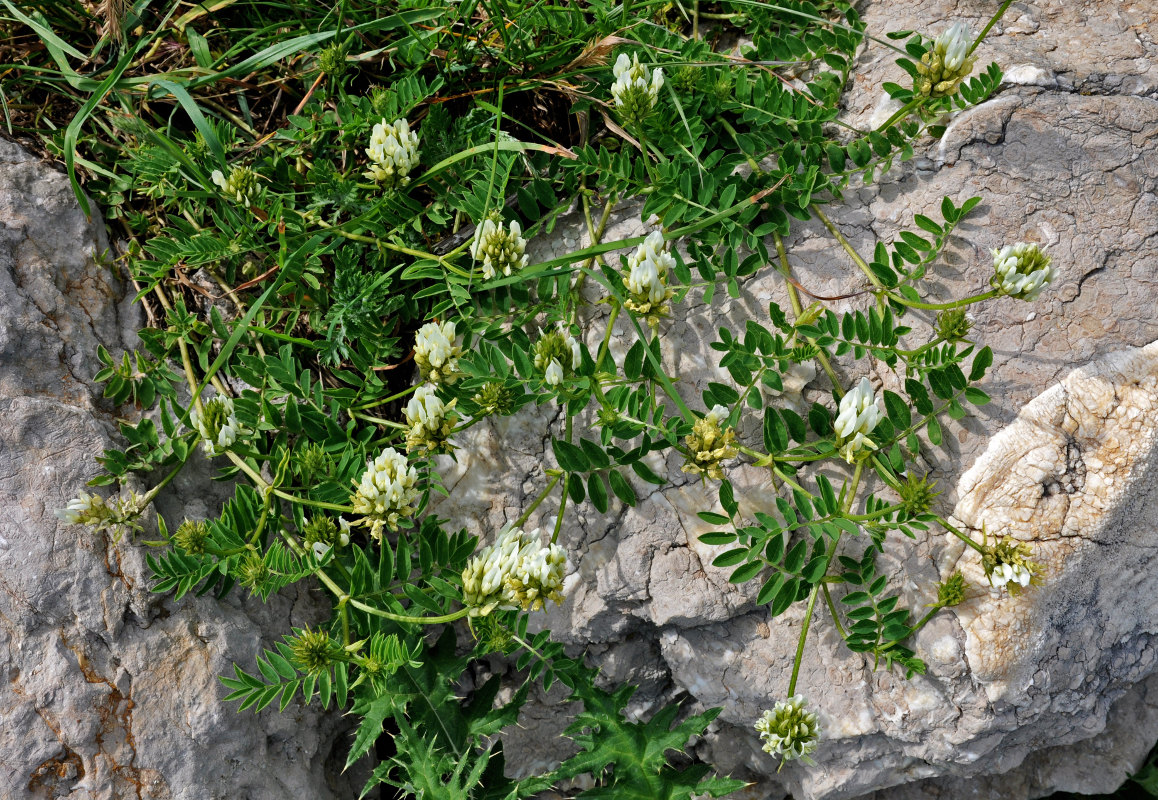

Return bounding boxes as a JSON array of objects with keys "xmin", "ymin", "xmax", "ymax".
[
  {"xmin": 899, "ymin": 472, "xmax": 941, "ymax": 516},
  {"xmin": 472, "ymin": 381, "xmax": 516, "ymax": 417},
  {"xmin": 173, "ymin": 519, "xmax": 210, "ymax": 555},
  {"xmin": 288, "ymin": 627, "xmax": 340, "ymax": 677},
  {"xmin": 936, "ymin": 571, "xmax": 968, "ymax": 607},
  {"xmin": 935, "ymin": 308, "xmax": 972, "ymax": 342},
  {"xmin": 210, "ymin": 166, "xmax": 260, "ymax": 208}
]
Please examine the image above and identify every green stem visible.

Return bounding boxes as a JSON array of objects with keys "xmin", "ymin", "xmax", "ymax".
[
  {"xmin": 968, "ymin": 0, "xmax": 1016, "ymax": 58},
  {"xmin": 514, "ymin": 474, "xmax": 561, "ymax": 529},
  {"xmin": 786, "ymin": 463, "xmax": 861, "ymax": 697},
  {"xmin": 875, "ymin": 96, "xmax": 923, "ymax": 132},
  {"xmin": 935, "ymin": 514, "xmax": 986, "ymax": 554},
  {"xmin": 773, "ymin": 232, "xmax": 844, "ymax": 395},
  {"xmin": 823, "ymin": 584, "xmax": 847, "ymax": 638},
  {"xmin": 884, "ymin": 288, "xmax": 1000, "ymax": 310},
  {"xmin": 810, "ymin": 204, "xmax": 884, "ymax": 290}
]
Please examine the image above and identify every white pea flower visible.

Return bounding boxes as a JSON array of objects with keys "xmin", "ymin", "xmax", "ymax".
[
  {"xmin": 192, "ymin": 395, "xmax": 241, "ymax": 457},
  {"xmin": 622, "ymin": 231, "xmax": 676, "ymax": 322},
  {"xmin": 611, "ymin": 52, "xmax": 664, "ymax": 123},
  {"xmin": 991, "ymin": 243, "xmax": 1055, "ymax": 301},
  {"xmin": 404, "ymin": 384, "xmax": 456, "ymax": 454},
  {"xmin": 755, "ymin": 695, "xmax": 821, "ymax": 766},
  {"xmin": 364, "ymin": 117, "xmax": 420, "ymax": 188},
  {"xmin": 350, "ymin": 447, "xmax": 419, "ymax": 541},
  {"xmin": 834, "ymin": 378, "xmax": 884, "ymax": 463},
  {"xmin": 414, "ymin": 320, "xmax": 463, "ymax": 385},
  {"xmin": 461, "ymin": 525, "xmax": 568, "ymax": 616},
  {"xmin": 471, "ymin": 213, "xmax": 529, "ymax": 280},
  {"xmin": 544, "ymin": 359, "xmax": 564, "ymax": 387}
]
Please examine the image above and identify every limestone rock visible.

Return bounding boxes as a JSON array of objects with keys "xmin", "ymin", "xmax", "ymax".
[{"xmin": 0, "ymin": 139, "xmax": 355, "ymax": 799}]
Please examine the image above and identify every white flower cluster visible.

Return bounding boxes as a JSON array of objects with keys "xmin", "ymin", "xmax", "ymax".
[
  {"xmin": 834, "ymin": 378, "xmax": 884, "ymax": 463},
  {"xmin": 210, "ymin": 166, "xmax": 259, "ymax": 208},
  {"xmin": 991, "ymin": 242, "xmax": 1055, "ymax": 301},
  {"xmin": 611, "ymin": 52, "xmax": 664, "ymax": 122},
  {"xmin": 56, "ymin": 490, "xmax": 145, "ymax": 539},
  {"xmin": 461, "ymin": 525, "xmax": 568, "ymax": 616},
  {"xmin": 915, "ymin": 22, "xmax": 976, "ymax": 97},
  {"xmin": 351, "ymin": 447, "xmax": 419, "ymax": 540},
  {"xmin": 192, "ymin": 395, "xmax": 241, "ymax": 457},
  {"xmin": 404, "ymin": 384, "xmax": 455, "ymax": 454},
  {"xmin": 623, "ymin": 231, "xmax": 676, "ymax": 321},
  {"xmin": 755, "ymin": 695, "xmax": 821, "ymax": 763},
  {"xmin": 364, "ymin": 118, "xmax": 420, "ymax": 188},
  {"xmin": 935, "ymin": 22, "xmax": 972, "ymax": 74},
  {"xmin": 533, "ymin": 324, "xmax": 581, "ymax": 387},
  {"xmin": 57, "ymin": 491, "xmax": 109, "ymax": 527},
  {"xmin": 414, "ymin": 320, "xmax": 463, "ymax": 385},
  {"xmin": 471, "ymin": 215, "xmax": 529, "ymax": 280}
]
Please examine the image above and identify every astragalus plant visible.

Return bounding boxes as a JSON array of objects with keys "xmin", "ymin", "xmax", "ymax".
[{"xmin": 8, "ymin": 0, "xmax": 1042, "ymax": 793}]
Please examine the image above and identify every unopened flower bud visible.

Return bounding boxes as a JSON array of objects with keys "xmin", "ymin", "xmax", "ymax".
[
  {"xmin": 210, "ymin": 166, "xmax": 260, "ymax": 208},
  {"xmin": 681, "ymin": 405, "xmax": 738, "ymax": 481}
]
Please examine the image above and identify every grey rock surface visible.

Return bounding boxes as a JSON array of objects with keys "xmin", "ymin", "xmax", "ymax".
[
  {"xmin": 0, "ymin": 139, "xmax": 356, "ymax": 799},
  {"xmin": 433, "ymin": 5, "xmax": 1158, "ymax": 799}
]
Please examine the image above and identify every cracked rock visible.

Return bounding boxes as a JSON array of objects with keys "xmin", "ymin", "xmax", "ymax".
[{"xmin": 0, "ymin": 139, "xmax": 359, "ymax": 799}]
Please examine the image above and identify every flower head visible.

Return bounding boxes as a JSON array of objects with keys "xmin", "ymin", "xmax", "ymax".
[
  {"xmin": 472, "ymin": 381, "xmax": 516, "ymax": 417},
  {"xmin": 755, "ymin": 696, "xmax": 821, "ymax": 767},
  {"xmin": 936, "ymin": 571, "xmax": 969, "ymax": 607},
  {"xmin": 914, "ymin": 23, "xmax": 976, "ymax": 98},
  {"xmin": 611, "ymin": 52, "xmax": 664, "ymax": 123},
  {"xmin": 57, "ymin": 490, "xmax": 144, "ymax": 539},
  {"xmin": 365, "ymin": 117, "xmax": 420, "ymax": 188},
  {"xmin": 461, "ymin": 525, "xmax": 568, "ymax": 617},
  {"xmin": 533, "ymin": 324, "xmax": 582, "ymax": 388},
  {"xmin": 350, "ymin": 447, "xmax": 419, "ymax": 540},
  {"xmin": 404, "ymin": 384, "xmax": 456, "ymax": 455},
  {"xmin": 56, "ymin": 491, "xmax": 110, "ymax": 527},
  {"xmin": 471, "ymin": 211, "xmax": 529, "ymax": 280},
  {"xmin": 192, "ymin": 395, "xmax": 241, "ymax": 457},
  {"xmin": 303, "ymin": 515, "xmax": 350, "ymax": 560},
  {"xmin": 991, "ymin": 243, "xmax": 1055, "ymax": 301},
  {"xmin": 414, "ymin": 320, "xmax": 463, "ymax": 385},
  {"xmin": 287, "ymin": 627, "xmax": 341, "ymax": 677},
  {"xmin": 173, "ymin": 519, "xmax": 211, "ymax": 555},
  {"xmin": 833, "ymin": 378, "xmax": 884, "ymax": 463},
  {"xmin": 981, "ymin": 530, "xmax": 1039, "ymax": 593},
  {"xmin": 622, "ymin": 231, "xmax": 677, "ymax": 324},
  {"xmin": 210, "ymin": 165, "xmax": 260, "ymax": 208},
  {"xmin": 899, "ymin": 472, "xmax": 941, "ymax": 516},
  {"xmin": 681, "ymin": 405, "xmax": 738, "ymax": 481}
]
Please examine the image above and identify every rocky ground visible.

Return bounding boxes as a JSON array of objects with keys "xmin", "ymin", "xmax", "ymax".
[{"xmin": 2, "ymin": 1, "xmax": 1157, "ymax": 798}]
